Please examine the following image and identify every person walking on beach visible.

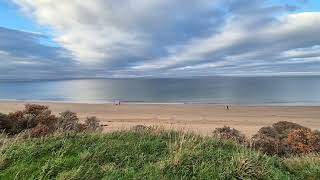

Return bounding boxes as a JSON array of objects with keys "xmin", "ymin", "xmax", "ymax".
[{"xmin": 226, "ymin": 105, "xmax": 229, "ymax": 110}]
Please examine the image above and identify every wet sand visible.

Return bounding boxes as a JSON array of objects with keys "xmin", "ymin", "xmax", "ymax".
[{"xmin": 1, "ymin": 101, "xmax": 320, "ymax": 136}]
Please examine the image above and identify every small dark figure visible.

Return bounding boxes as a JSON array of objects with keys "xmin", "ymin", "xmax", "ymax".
[{"xmin": 226, "ymin": 105, "xmax": 229, "ymax": 110}]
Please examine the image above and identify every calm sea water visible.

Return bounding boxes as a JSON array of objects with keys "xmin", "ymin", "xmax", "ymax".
[{"xmin": 0, "ymin": 77, "xmax": 320, "ymax": 105}]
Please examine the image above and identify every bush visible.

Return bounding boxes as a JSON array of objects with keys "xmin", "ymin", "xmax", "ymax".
[
  {"xmin": 213, "ymin": 126, "xmax": 247, "ymax": 144},
  {"xmin": 30, "ymin": 124, "xmax": 51, "ymax": 138},
  {"xmin": 272, "ymin": 121, "xmax": 307, "ymax": 138},
  {"xmin": 0, "ymin": 113, "xmax": 11, "ymax": 134},
  {"xmin": 251, "ymin": 126, "xmax": 281, "ymax": 155},
  {"xmin": 84, "ymin": 116, "xmax": 101, "ymax": 132},
  {"xmin": 57, "ymin": 111, "xmax": 80, "ymax": 132},
  {"xmin": 288, "ymin": 129, "xmax": 320, "ymax": 155},
  {"xmin": 252, "ymin": 121, "xmax": 313, "ymax": 156},
  {"xmin": 131, "ymin": 125, "xmax": 150, "ymax": 132},
  {"xmin": 0, "ymin": 104, "xmax": 59, "ymax": 136},
  {"xmin": 251, "ymin": 135, "xmax": 280, "ymax": 156},
  {"xmin": 23, "ymin": 104, "xmax": 49, "ymax": 117},
  {"xmin": 78, "ymin": 124, "xmax": 88, "ymax": 132},
  {"xmin": 257, "ymin": 127, "xmax": 279, "ymax": 139},
  {"xmin": 23, "ymin": 104, "xmax": 57, "ymax": 135},
  {"xmin": 0, "ymin": 104, "xmax": 100, "ymax": 137},
  {"xmin": 7, "ymin": 111, "xmax": 28, "ymax": 134}
]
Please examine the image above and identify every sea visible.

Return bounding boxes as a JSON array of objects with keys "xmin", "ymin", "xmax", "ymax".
[{"xmin": 0, "ymin": 76, "xmax": 320, "ymax": 105}]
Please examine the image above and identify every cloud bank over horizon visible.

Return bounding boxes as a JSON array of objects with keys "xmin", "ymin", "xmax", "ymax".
[{"xmin": 0, "ymin": 0, "xmax": 320, "ymax": 79}]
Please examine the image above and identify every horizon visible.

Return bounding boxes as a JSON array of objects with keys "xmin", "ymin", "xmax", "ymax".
[
  {"xmin": 0, "ymin": 0, "xmax": 320, "ymax": 79},
  {"xmin": 2, "ymin": 74, "xmax": 320, "ymax": 82}
]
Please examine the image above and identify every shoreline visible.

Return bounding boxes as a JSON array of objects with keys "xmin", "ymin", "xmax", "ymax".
[
  {"xmin": 1, "ymin": 99, "xmax": 320, "ymax": 106},
  {"xmin": 1, "ymin": 100, "xmax": 320, "ymax": 136}
]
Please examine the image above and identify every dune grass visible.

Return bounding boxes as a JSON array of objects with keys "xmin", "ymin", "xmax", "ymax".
[{"xmin": 0, "ymin": 128, "xmax": 319, "ymax": 179}]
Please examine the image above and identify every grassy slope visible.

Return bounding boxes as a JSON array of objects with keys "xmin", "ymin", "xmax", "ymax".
[{"xmin": 0, "ymin": 129, "xmax": 319, "ymax": 179}]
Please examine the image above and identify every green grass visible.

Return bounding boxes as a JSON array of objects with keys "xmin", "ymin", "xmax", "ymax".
[{"xmin": 0, "ymin": 129, "xmax": 319, "ymax": 179}]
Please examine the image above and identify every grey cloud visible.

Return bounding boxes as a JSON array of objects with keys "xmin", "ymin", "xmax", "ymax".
[
  {"xmin": 131, "ymin": 11, "xmax": 320, "ymax": 76},
  {"xmin": 0, "ymin": 27, "xmax": 80, "ymax": 79},
  {"xmin": 14, "ymin": 0, "xmax": 224, "ymax": 65},
  {"xmin": 3, "ymin": 0, "xmax": 320, "ymax": 78}
]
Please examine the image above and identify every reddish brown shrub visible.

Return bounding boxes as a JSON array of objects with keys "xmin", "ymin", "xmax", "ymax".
[
  {"xmin": 252, "ymin": 121, "xmax": 314, "ymax": 156},
  {"xmin": 0, "ymin": 104, "xmax": 99, "ymax": 137},
  {"xmin": 2, "ymin": 104, "xmax": 57, "ymax": 135},
  {"xmin": 0, "ymin": 113, "xmax": 10, "ymax": 133},
  {"xmin": 213, "ymin": 126, "xmax": 247, "ymax": 144},
  {"xmin": 131, "ymin": 125, "xmax": 150, "ymax": 131},
  {"xmin": 30, "ymin": 124, "xmax": 51, "ymax": 138},
  {"xmin": 288, "ymin": 128, "xmax": 320, "ymax": 155},
  {"xmin": 23, "ymin": 104, "xmax": 49, "ymax": 117},
  {"xmin": 84, "ymin": 116, "xmax": 101, "ymax": 132},
  {"xmin": 38, "ymin": 114, "xmax": 57, "ymax": 128},
  {"xmin": 251, "ymin": 133, "xmax": 280, "ymax": 156},
  {"xmin": 257, "ymin": 127, "xmax": 279, "ymax": 139},
  {"xmin": 272, "ymin": 121, "xmax": 307, "ymax": 138},
  {"xmin": 7, "ymin": 111, "xmax": 28, "ymax": 134},
  {"xmin": 78, "ymin": 124, "xmax": 88, "ymax": 132},
  {"xmin": 252, "ymin": 126, "xmax": 291, "ymax": 155},
  {"xmin": 24, "ymin": 104, "xmax": 56, "ymax": 129},
  {"xmin": 57, "ymin": 111, "xmax": 80, "ymax": 131},
  {"xmin": 1, "ymin": 104, "xmax": 57, "ymax": 136}
]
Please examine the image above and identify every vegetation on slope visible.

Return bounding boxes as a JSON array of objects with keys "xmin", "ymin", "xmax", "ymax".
[
  {"xmin": 0, "ymin": 104, "xmax": 320, "ymax": 179},
  {"xmin": 0, "ymin": 128, "xmax": 319, "ymax": 179}
]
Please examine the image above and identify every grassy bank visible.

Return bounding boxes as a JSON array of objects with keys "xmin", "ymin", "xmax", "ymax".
[{"xmin": 1, "ymin": 128, "xmax": 319, "ymax": 179}]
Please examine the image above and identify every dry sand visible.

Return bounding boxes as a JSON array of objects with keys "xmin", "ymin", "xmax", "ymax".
[{"xmin": 1, "ymin": 101, "xmax": 320, "ymax": 136}]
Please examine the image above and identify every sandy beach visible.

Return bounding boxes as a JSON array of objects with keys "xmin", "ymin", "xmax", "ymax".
[{"xmin": 0, "ymin": 101, "xmax": 320, "ymax": 136}]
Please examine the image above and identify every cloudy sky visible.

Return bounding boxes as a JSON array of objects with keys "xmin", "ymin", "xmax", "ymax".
[{"xmin": 0, "ymin": 0, "xmax": 320, "ymax": 79}]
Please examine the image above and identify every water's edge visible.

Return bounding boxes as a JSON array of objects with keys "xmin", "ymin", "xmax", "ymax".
[{"xmin": 1, "ymin": 99, "xmax": 320, "ymax": 106}]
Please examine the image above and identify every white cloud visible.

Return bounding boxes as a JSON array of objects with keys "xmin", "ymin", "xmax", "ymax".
[
  {"xmin": 7, "ymin": 0, "xmax": 320, "ymax": 77},
  {"xmin": 132, "ymin": 12, "xmax": 320, "ymax": 74},
  {"xmin": 13, "ymin": 0, "xmax": 218, "ymax": 64},
  {"xmin": 281, "ymin": 46, "xmax": 320, "ymax": 59}
]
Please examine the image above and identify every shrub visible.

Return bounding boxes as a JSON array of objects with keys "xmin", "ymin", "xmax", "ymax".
[
  {"xmin": 252, "ymin": 121, "xmax": 312, "ymax": 156},
  {"xmin": 213, "ymin": 126, "xmax": 247, "ymax": 144},
  {"xmin": 288, "ymin": 129, "xmax": 320, "ymax": 155},
  {"xmin": 131, "ymin": 125, "xmax": 150, "ymax": 131},
  {"xmin": 23, "ymin": 104, "xmax": 49, "ymax": 117},
  {"xmin": 7, "ymin": 111, "xmax": 28, "ymax": 134},
  {"xmin": 0, "ymin": 104, "xmax": 101, "ymax": 137},
  {"xmin": 0, "ymin": 113, "xmax": 11, "ymax": 134},
  {"xmin": 257, "ymin": 127, "xmax": 279, "ymax": 139},
  {"xmin": 23, "ymin": 104, "xmax": 57, "ymax": 134},
  {"xmin": 78, "ymin": 124, "xmax": 88, "ymax": 132},
  {"xmin": 272, "ymin": 121, "xmax": 307, "ymax": 138},
  {"xmin": 37, "ymin": 113, "xmax": 57, "ymax": 131},
  {"xmin": 30, "ymin": 124, "xmax": 51, "ymax": 138},
  {"xmin": 251, "ymin": 134, "xmax": 280, "ymax": 156},
  {"xmin": 84, "ymin": 116, "xmax": 101, "ymax": 132},
  {"xmin": 0, "ymin": 104, "xmax": 58, "ymax": 135},
  {"xmin": 57, "ymin": 111, "xmax": 80, "ymax": 132}
]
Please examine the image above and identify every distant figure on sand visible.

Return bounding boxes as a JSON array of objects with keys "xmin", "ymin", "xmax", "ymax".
[{"xmin": 226, "ymin": 105, "xmax": 229, "ymax": 110}]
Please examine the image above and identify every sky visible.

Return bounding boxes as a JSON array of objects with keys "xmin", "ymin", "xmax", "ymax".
[{"xmin": 0, "ymin": 0, "xmax": 320, "ymax": 79}]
